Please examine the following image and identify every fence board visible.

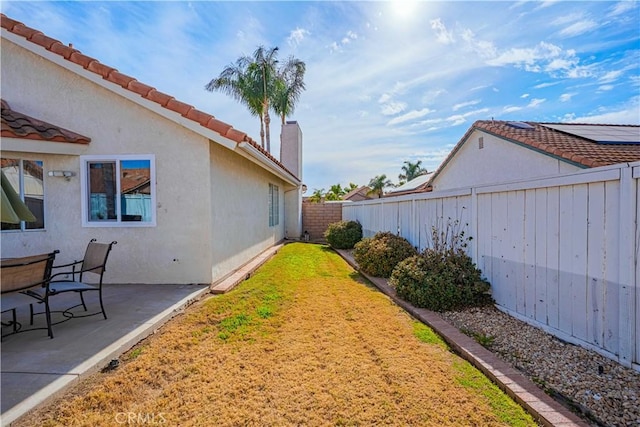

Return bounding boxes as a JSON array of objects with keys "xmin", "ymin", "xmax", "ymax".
[
  {"xmin": 478, "ymin": 194, "xmax": 492, "ymax": 280},
  {"xmin": 492, "ymin": 192, "xmax": 509, "ymax": 308},
  {"xmin": 546, "ymin": 187, "xmax": 561, "ymax": 329},
  {"xmin": 507, "ymin": 191, "xmax": 525, "ymax": 314},
  {"xmin": 558, "ymin": 186, "xmax": 574, "ymax": 334},
  {"xmin": 586, "ymin": 182, "xmax": 606, "ymax": 346},
  {"xmin": 571, "ymin": 184, "xmax": 589, "ymax": 342},
  {"xmin": 604, "ymin": 180, "xmax": 620, "ymax": 353},
  {"xmin": 524, "ymin": 189, "xmax": 537, "ymax": 319},
  {"xmin": 534, "ymin": 188, "xmax": 548, "ymax": 323}
]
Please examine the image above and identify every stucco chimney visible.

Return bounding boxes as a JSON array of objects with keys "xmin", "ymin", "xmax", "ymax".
[
  {"xmin": 280, "ymin": 121, "xmax": 302, "ymax": 179},
  {"xmin": 280, "ymin": 121, "xmax": 303, "ymax": 240}
]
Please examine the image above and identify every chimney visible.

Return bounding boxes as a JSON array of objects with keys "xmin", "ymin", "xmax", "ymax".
[
  {"xmin": 280, "ymin": 121, "xmax": 303, "ymax": 240},
  {"xmin": 280, "ymin": 121, "xmax": 302, "ymax": 180}
]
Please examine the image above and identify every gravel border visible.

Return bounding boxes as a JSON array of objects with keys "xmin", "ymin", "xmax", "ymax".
[{"xmin": 440, "ymin": 306, "xmax": 640, "ymax": 427}]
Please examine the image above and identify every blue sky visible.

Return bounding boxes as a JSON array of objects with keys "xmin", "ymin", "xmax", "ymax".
[{"xmin": 3, "ymin": 1, "xmax": 639, "ymax": 193}]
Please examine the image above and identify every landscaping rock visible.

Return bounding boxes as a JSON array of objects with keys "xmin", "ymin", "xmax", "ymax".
[{"xmin": 441, "ymin": 306, "xmax": 640, "ymax": 427}]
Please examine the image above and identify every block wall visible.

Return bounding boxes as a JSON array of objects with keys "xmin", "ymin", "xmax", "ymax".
[{"xmin": 301, "ymin": 202, "xmax": 343, "ymax": 241}]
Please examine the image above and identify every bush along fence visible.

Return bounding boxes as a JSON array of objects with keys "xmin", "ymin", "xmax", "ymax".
[{"xmin": 343, "ymin": 161, "xmax": 640, "ymax": 371}]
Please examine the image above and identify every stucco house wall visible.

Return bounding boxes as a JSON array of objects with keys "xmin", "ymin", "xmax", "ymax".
[
  {"xmin": 432, "ymin": 129, "xmax": 581, "ymax": 191},
  {"xmin": 1, "ymin": 26, "xmax": 294, "ymax": 285},
  {"xmin": 209, "ymin": 142, "xmax": 286, "ymax": 280}
]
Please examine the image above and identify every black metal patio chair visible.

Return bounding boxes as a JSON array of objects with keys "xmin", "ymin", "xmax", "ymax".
[{"xmin": 30, "ymin": 240, "xmax": 117, "ymax": 324}]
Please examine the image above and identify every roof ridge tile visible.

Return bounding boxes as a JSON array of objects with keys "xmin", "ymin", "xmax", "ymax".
[
  {"xmin": 127, "ymin": 80, "xmax": 155, "ymax": 98},
  {"xmin": 87, "ymin": 60, "xmax": 116, "ymax": 79},
  {"xmin": 165, "ymin": 98, "xmax": 192, "ymax": 116}
]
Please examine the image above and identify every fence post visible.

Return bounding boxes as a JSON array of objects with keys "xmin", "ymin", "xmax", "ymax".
[
  {"xmin": 471, "ymin": 187, "xmax": 478, "ymax": 264},
  {"xmin": 618, "ymin": 164, "xmax": 635, "ymax": 368}
]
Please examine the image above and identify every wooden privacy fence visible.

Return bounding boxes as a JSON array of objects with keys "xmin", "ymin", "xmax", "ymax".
[{"xmin": 343, "ymin": 162, "xmax": 640, "ymax": 370}]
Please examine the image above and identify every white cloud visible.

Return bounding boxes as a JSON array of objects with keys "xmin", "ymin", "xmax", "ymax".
[
  {"xmin": 598, "ymin": 85, "xmax": 614, "ymax": 91},
  {"xmin": 552, "ymin": 12, "xmax": 585, "ymax": 26},
  {"xmin": 329, "ymin": 31, "xmax": 358, "ymax": 52},
  {"xmin": 599, "ymin": 70, "xmax": 623, "ymax": 83},
  {"xmin": 421, "ymin": 89, "xmax": 446, "ymax": 104},
  {"xmin": 559, "ymin": 20, "xmax": 598, "ymax": 37},
  {"xmin": 561, "ymin": 99, "xmax": 640, "ymax": 124},
  {"xmin": 381, "ymin": 101, "xmax": 407, "ymax": 116},
  {"xmin": 452, "ymin": 99, "xmax": 481, "ymax": 111},
  {"xmin": 559, "ymin": 93, "xmax": 575, "ymax": 102},
  {"xmin": 485, "ymin": 41, "xmax": 586, "ymax": 78},
  {"xmin": 288, "ymin": 27, "xmax": 309, "ymax": 47},
  {"xmin": 387, "ymin": 108, "xmax": 434, "ymax": 125},
  {"xmin": 534, "ymin": 82, "xmax": 560, "ymax": 89},
  {"xmin": 378, "ymin": 93, "xmax": 392, "ymax": 103},
  {"xmin": 460, "ymin": 28, "xmax": 497, "ymax": 59},
  {"xmin": 608, "ymin": 1, "xmax": 637, "ymax": 17},
  {"xmin": 528, "ymin": 98, "xmax": 546, "ymax": 107},
  {"xmin": 503, "ymin": 105, "xmax": 522, "ymax": 113},
  {"xmin": 521, "ymin": 93, "xmax": 530, "ymax": 99},
  {"xmin": 430, "ymin": 18, "xmax": 455, "ymax": 44}
]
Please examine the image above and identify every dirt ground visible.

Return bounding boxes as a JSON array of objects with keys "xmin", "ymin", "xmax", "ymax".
[{"xmin": 16, "ymin": 244, "xmax": 535, "ymax": 426}]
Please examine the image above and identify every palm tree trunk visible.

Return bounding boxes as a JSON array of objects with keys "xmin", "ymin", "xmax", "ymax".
[
  {"xmin": 259, "ymin": 115, "xmax": 265, "ymax": 148},
  {"xmin": 265, "ymin": 110, "xmax": 271, "ymax": 153}
]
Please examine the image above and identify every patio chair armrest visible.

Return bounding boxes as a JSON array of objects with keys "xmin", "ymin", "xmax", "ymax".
[
  {"xmin": 52, "ymin": 259, "xmax": 83, "ymax": 270},
  {"xmin": 49, "ymin": 271, "xmax": 75, "ymax": 281}
]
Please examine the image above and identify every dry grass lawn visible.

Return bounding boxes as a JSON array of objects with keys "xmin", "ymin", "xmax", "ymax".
[{"xmin": 18, "ymin": 243, "xmax": 536, "ymax": 426}]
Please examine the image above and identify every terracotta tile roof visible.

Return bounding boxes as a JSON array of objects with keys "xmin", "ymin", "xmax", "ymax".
[
  {"xmin": 343, "ymin": 186, "xmax": 372, "ymax": 201},
  {"xmin": 473, "ymin": 120, "xmax": 640, "ymax": 167},
  {"xmin": 0, "ymin": 14, "xmax": 297, "ymax": 179},
  {"xmin": 428, "ymin": 120, "xmax": 640, "ymax": 187},
  {"xmin": 1, "ymin": 99, "xmax": 91, "ymax": 144}
]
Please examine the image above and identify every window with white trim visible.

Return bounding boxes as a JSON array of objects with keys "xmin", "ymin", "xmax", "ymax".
[
  {"xmin": 81, "ymin": 155, "xmax": 156, "ymax": 227},
  {"xmin": 269, "ymin": 183, "xmax": 279, "ymax": 227},
  {"xmin": 1, "ymin": 158, "xmax": 45, "ymax": 231}
]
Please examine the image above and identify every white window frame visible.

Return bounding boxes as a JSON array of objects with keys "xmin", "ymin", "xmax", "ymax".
[
  {"xmin": 80, "ymin": 154, "xmax": 156, "ymax": 227},
  {"xmin": 269, "ymin": 183, "xmax": 279, "ymax": 227},
  {"xmin": 1, "ymin": 158, "xmax": 46, "ymax": 232}
]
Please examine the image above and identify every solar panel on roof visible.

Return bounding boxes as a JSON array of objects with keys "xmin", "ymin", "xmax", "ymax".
[
  {"xmin": 507, "ymin": 121, "xmax": 534, "ymax": 129},
  {"xmin": 541, "ymin": 124, "xmax": 640, "ymax": 144}
]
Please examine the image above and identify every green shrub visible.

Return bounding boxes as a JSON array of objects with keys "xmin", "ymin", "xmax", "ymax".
[
  {"xmin": 353, "ymin": 232, "xmax": 417, "ymax": 278},
  {"xmin": 390, "ymin": 249, "xmax": 492, "ymax": 312},
  {"xmin": 324, "ymin": 220, "xmax": 363, "ymax": 249}
]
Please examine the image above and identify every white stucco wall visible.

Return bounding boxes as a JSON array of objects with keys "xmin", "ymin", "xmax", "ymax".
[
  {"xmin": 209, "ymin": 143, "xmax": 285, "ymax": 281},
  {"xmin": 1, "ymin": 36, "xmax": 290, "ymax": 284},
  {"xmin": 432, "ymin": 130, "xmax": 581, "ymax": 191}
]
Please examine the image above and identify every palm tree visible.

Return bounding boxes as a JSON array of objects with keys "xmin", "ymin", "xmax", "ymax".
[
  {"xmin": 250, "ymin": 46, "xmax": 279, "ymax": 152},
  {"xmin": 398, "ymin": 160, "xmax": 428, "ymax": 184},
  {"xmin": 206, "ymin": 46, "xmax": 279, "ymax": 151},
  {"xmin": 308, "ymin": 188, "xmax": 325, "ymax": 203},
  {"xmin": 325, "ymin": 184, "xmax": 345, "ymax": 201},
  {"xmin": 367, "ymin": 175, "xmax": 393, "ymax": 198},
  {"xmin": 345, "ymin": 182, "xmax": 359, "ymax": 192},
  {"xmin": 272, "ymin": 56, "xmax": 306, "ymax": 128},
  {"xmin": 205, "ymin": 56, "xmax": 266, "ymax": 146}
]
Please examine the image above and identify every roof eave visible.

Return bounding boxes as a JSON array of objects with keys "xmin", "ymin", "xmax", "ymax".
[{"xmin": 237, "ymin": 141, "xmax": 300, "ymax": 187}]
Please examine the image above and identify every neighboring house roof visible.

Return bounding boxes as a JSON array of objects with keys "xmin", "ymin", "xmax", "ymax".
[
  {"xmin": 386, "ymin": 173, "xmax": 434, "ymax": 196},
  {"xmin": 429, "ymin": 120, "xmax": 640, "ymax": 187},
  {"xmin": 1, "ymin": 99, "xmax": 91, "ymax": 144},
  {"xmin": 343, "ymin": 186, "xmax": 372, "ymax": 201},
  {"xmin": 0, "ymin": 14, "xmax": 298, "ymax": 182}
]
